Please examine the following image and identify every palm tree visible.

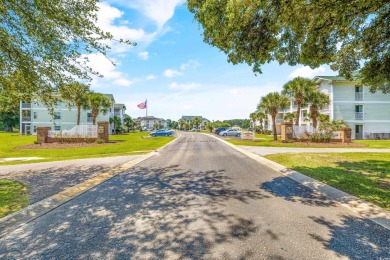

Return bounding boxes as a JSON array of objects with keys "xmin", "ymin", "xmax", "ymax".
[
  {"xmin": 256, "ymin": 111, "xmax": 267, "ymax": 133},
  {"xmin": 192, "ymin": 117, "xmax": 201, "ymax": 130},
  {"xmin": 88, "ymin": 92, "xmax": 111, "ymax": 125},
  {"xmin": 305, "ymin": 90, "xmax": 330, "ymax": 129},
  {"xmin": 178, "ymin": 119, "xmax": 185, "ymax": 130},
  {"xmin": 59, "ymin": 82, "xmax": 90, "ymax": 125},
  {"xmin": 249, "ymin": 112, "xmax": 257, "ymax": 129},
  {"xmin": 259, "ymin": 92, "xmax": 290, "ymax": 140},
  {"xmin": 205, "ymin": 121, "xmax": 214, "ymax": 133},
  {"xmin": 282, "ymin": 77, "xmax": 316, "ymax": 126},
  {"xmin": 123, "ymin": 114, "xmax": 134, "ymax": 132}
]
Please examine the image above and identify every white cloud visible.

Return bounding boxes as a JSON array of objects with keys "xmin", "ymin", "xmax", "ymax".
[
  {"xmin": 96, "ymin": 2, "xmax": 157, "ymax": 53},
  {"xmin": 164, "ymin": 69, "xmax": 182, "ymax": 78},
  {"xmin": 80, "ymin": 53, "xmax": 135, "ymax": 88},
  {"xmin": 180, "ymin": 60, "xmax": 200, "ymax": 70},
  {"xmin": 120, "ymin": 0, "xmax": 184, "ymax": 28},
  {"xmin": 288, "ymin": 66, "xmax": 326, "ymax": 79},
  {"xmin": 138, "ymin": 51, "xmax": 149, "ymax": 60},
  {"xmin": 146, "ymin": 74, "xmax": 156, "ymax": 80},
  {"xmin": 169, "ymin": 82, "xmax": 200, "ymax": 91},
  {"xmin": 114, "ymin": 78, "xmax": 134, "ymax": 87}
]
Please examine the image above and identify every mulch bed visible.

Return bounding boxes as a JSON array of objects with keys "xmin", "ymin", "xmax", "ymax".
[
  {"xmin": 277, "ymin": 141, "xmax": 367, "ymax": 147},
  {"xmin": 16, "ymin": 142, "xmax": 116, "ymax": 150}
]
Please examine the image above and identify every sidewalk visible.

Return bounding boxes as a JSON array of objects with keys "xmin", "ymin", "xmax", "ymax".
[
  {"xmin": 238, "ymin": 146, "xmax": 390, "ymax": 156},
  {"xmin": 0, "ymin": 156, "xmax": 141, "ymax": 204}
]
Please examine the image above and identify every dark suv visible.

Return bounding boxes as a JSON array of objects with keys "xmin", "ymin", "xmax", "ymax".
[{"xmin": 215, "ymin": 127, "xmax": 228, "ymax": 135}]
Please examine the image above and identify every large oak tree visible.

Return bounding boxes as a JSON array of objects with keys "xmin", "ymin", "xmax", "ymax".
[
  {"xmin": 0, "ymin": 0, "xmax": 134, "ymax": 104},
  {"xmin": 187, "ymin": 0, "xmax": 389, "ymax": 93}
]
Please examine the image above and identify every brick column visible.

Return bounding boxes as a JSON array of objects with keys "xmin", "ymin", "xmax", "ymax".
[
  {"xmin": 97, "ymin": 121, "xmax": 109, "ymax": 143},
  {"xmin": 281, "ymin": 122, "xmax": 293, "ymax": 141},
  {"xmin": 37, "ymin": 127, "xmax": 51, "ymax": 143},
  {"xmin": 339, "ymin": 128, "xmax": 352, "ymax": 143}
]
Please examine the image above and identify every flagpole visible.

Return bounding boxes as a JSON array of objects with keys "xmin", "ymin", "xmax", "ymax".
[{"xmin": 146, "ymin": 99, "xmax": 148, "ymax": 118}]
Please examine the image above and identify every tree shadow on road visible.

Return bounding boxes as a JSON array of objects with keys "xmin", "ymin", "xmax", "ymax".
[
  {"xmin": 261, "ymin": 176, "xmax": 338, "ymax": 207},
  {"xmin": 308, "ymin": 215, "xmax": 390, "ymax": 259},
  {"xmin": 0, "ymin": 165, "xmax": 269, "ymax": 259}
]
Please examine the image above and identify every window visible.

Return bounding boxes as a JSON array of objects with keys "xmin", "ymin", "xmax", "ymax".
[
  {"xmin": 355, "ymin": 105, "xmax": 363, "ymax": 120},
  {"xmin": 56, "ymin": 101, "xmax": 61, "ymax": 107},
  {"xmin": 33, "ymin": 112, "xmax": 38, "ymax": 119},
  {"xmin": 54, "ymin": 126, "xmax": 61, "ymax": 131},
  {"xmin": 87, "ymin": 113, "xmax": 92, "ymax": 123},
  {"xmin": 54, "ymin": 112, "xmax": 61, "ymax": 120},
  {"xmin": 33, "ymin": 126, "xmax": 37, "ymax": 133}
]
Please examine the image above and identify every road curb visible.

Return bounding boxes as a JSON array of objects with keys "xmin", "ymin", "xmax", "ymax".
[
  {"xmin": 0, "ymin": 134, "xmax": 181, "ymax": 238},
  {"xmin": 205, "ymin": 134, "xmax": 390, "ymax": 231}
]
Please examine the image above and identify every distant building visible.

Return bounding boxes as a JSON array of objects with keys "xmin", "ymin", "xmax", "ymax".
[
  {"xmin": 134, "ymin": 116, "xmax": 168, "ymax": 130},
  {"xmin": 180, "ymin": 116, "xmax": 209, "ymax": 130},
  {"xmin": 20, "ymin": 94, "xmax": 125, "ymax": 135}
]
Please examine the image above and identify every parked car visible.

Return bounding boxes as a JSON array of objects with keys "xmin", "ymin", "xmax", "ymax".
[
  {"xmin": 219, "ymin": 129, "xmax": 241, "ymax": 137},
  {"xmin": 215, "ymin": 127, "xmax": 228, "ymax": 135},
  {"xmin": 150, "ymin": 129, "xmax": 173, "ymax": 137},
  {"xmin": 191, "ymin": 128, "xmax": 200, "ymax": 132}
]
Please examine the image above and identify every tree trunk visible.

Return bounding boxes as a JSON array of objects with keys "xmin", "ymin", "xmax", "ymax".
[
  {"xmin": 272, "ymin": 115, "xmax": 277, "ymax": 140},
  {"xmin": 7, "ymin": 125, "xmax": 13, "ymax": 132},
  {"xmin": 310, "ymin": 105, "xmax": 318, "ymax": 129},
  {"xmin": 77, "ymin": 104, "xmax": 81, "ymax": 125},
  {"xmin": 92, "ymin": 117, "xmax": 96, "ymax": 125},
  {"xmin": 296, "ymin": 102, "xmax": 301, "ymax": 126},
  {"xmin": 260, "ymin": 118, "xmax": 263, "ymax": 134}
]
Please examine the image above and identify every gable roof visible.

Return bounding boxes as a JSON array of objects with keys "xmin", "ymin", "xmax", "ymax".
[
  {"xmin": 181, "ymin": 116, "xmax": 203, "ymax": 121},
  {"xmin": 314, "ymin": 75, "xmax": 360, "ymax": 83}
]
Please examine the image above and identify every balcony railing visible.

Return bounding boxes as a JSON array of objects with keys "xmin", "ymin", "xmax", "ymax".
[
  {"xmin": 114, "ymin": 112, "xmax": 121, "ymax": 117},
  {"xmin": 21, "ymin": 103, "xmax": 31, "ymax": 109},
  {"xmin": 22, "ymin": 116, "xmax": 31, "ymax": 122},
  {"xmin": 355, "ymin": 92, "xmax": 363, "ymax": 101},
  {"xmin": 355, "ymin": 112, "xmax": 364, "ymax": 120}
]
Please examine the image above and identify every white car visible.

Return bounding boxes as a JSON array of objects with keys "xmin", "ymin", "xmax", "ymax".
[{"xmin": 219, "ymin": 129, "xmax": 241, "ymax": 137}]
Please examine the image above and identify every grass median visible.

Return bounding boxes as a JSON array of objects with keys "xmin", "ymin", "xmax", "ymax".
[
  {"xmin": 225, "ymin": 134, "xmax": 390, "ymax": 148},
  {"xmin": 0, "ymin": 131, "xmax": 174, "ymax": 165},
  {"xmin": 264, "ymin": 152, "xmax": 390, "ymax": 210},
  {"xmin": 0, "ymin": 180, "xmax": 29, "ymax": 218}
]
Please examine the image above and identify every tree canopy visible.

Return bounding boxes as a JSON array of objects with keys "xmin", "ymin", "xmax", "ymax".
[
  {"xmin": 0, "ymin": 0, "xmax": 135, "ymax": 102},
  {"xmin": 187, "ymin": 0, "xmax": 390, "ymax": 93}
]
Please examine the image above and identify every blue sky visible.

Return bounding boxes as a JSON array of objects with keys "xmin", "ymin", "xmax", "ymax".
[{"xmin": 88, "ymin": 0, "xmax": 337, "ymax": 121}]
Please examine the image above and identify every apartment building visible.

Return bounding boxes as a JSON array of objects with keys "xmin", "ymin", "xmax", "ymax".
[
  {"xmin": 268, "ymin": 76, "xmax": 390, "ymax": 139},
  {"xmin": 135, "ymin": 116, "xmax": 168, "ymax": 130},
  {"xmin": 180, "ymin": 116, "xmax": 209, "ymax": 130},
  {"xmin": 20, "ymin": 94, "xmax": 126, "ymax": 135}
]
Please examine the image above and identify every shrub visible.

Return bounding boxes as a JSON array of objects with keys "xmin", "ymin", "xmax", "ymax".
[
  {"xmin": 95, "ymin": 139, "xmax": 104, "ymax": 144},
  {"xmin": 309, "ymin": 132, "xmax": 332, "ymax": 143},
  {"xmin": 33, "ymin": 140, "xmax": 42, "ymax": 145},
  {"xmin": 264, "ymin": 130, "xmax": 272, "ymax": 135},
  {"xmin": 282, "ymin": 139, "xmax": 294, "ymax": 143}
]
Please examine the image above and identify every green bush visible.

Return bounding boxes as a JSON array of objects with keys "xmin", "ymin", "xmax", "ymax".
[
  {"xmin": 33, "ymin": 140, "xmax": 41, "ymax": 145},
  {"xmin": 308, "ymin": 132, "xmax": 332, "ymax": 143},
  {"xmin": 282, "ymin": 139, "xmax": 295, "ymax": 143},
  {"xmin": 264, "ymin": 130, "xmax": 272, "ymax": 135},
  {"xmin": 95, "ymin": 139, "xmax": 104, "ymax": 144}
]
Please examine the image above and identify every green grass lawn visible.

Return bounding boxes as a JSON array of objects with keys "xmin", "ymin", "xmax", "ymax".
[
  {"xmin": 264, "ymin": 153, "xmax": 390, "ymax": 210},
  {"xmin": 225, "ymin": 134, "xmax": 390, "ymax": 148},
  {"xmin": 0, "ymin": 131, "xmax": 174, "ymax": 165},
  {"xmin": 0, "ymin": 180, "xmax": 29, "ymax": 218}
]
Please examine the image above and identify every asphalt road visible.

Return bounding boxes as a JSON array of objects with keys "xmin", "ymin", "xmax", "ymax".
[{"xmin": 0, "ymin": 132, "xmax": 389, "ymax": 259}]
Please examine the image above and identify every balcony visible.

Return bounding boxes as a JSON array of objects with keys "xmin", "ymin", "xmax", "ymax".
[
  {"xmin": 22, "ymin": 116, "xmax": 31, "ymax": 122},
  {"xmin": 355, "ymin": 112, "xmax": 364, "ymax": 120},
  {"xmin": 355, "ymin": 92, "xmax": 363, "ymax": 101},
  {"xmin": 114, "ymin": 112, "xmax": 121, "ymax": 117},
  {"xmin": 21, "ymin": 103, "xmax": 31, "ymax": 109}
]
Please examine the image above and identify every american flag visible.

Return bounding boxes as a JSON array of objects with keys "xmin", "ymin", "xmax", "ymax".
[{"xmin": 137, "ymin": 100, "xmax": 147, "ymax": 109}]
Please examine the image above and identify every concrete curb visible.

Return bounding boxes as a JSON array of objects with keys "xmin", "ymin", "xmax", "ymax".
[
  {"xmin": 0, "ymin": 134, "xmax": 181, "ymax": 238},
  {"xmin": 205, "ymin": 134, "xmax": 390, "ymax": 231}
]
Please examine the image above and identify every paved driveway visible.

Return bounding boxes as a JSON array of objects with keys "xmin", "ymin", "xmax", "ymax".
[{"xmin": 0, "ymin": 133, "xmax": 389, "ymax": 259}]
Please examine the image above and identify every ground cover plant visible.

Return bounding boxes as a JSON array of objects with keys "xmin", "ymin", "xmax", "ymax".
[
  {"xmin": 226, "ymin": 134, "xmax": 371, "ymax": 148},
  {"xmin": 264, "ymin": 153, "xmax": 390, "ymax": 210},
  {"xmin": 0, "ymin": 180, "xmax": 29, "ymax": 218},
  {"xmin": 0, "ymin": 131, "xmax": 174, "ymax": 165}
]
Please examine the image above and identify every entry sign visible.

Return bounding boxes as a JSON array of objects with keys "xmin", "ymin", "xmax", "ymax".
[
  {"xmin": 98, "ymin": 125, "xmax": 105, "ymax": 134},
  {"xmin": 241, "ymin": 131, "xmax": 255, "ymax": 140},
  {"xmin": 286, "ymin": 126, "xmax": 293, "ymax": 134}
]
